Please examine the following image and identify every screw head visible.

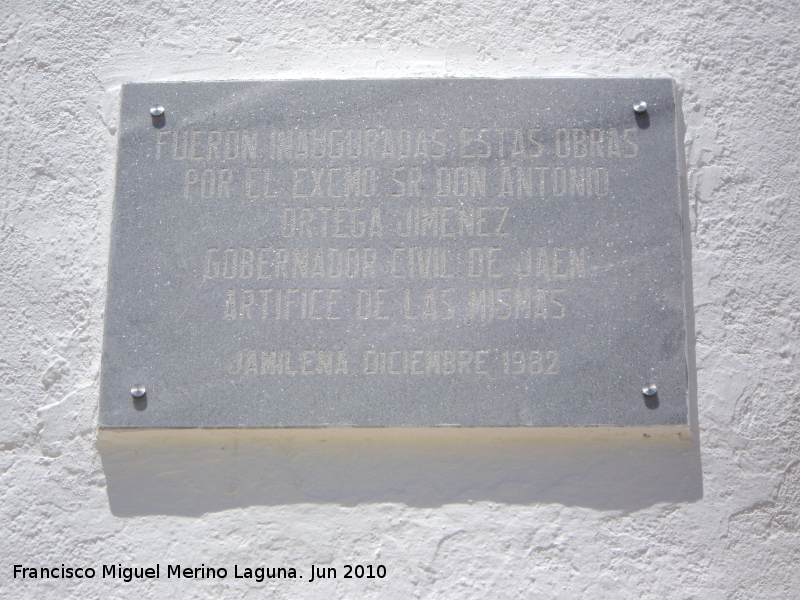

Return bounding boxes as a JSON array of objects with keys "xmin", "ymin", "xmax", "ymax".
[
  {"xmin": 633, "ymin": 101, "xmax": 648, "ymax": 114},
  {"xmin": 131, "ymin": 384, "xmax": 146, "ymax": 398},
  {"xmin": 642, "ymin": 383, "xmax": 657, "ymax": 397},
  {"xmin": 150, "ymin": 105, "xmax": 165, "ymax": 117}
]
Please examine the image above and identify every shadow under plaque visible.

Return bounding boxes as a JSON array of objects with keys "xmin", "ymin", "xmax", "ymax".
[{"xmin": 98, "ymin": 427, "xmax": 702, "ymax": 516}]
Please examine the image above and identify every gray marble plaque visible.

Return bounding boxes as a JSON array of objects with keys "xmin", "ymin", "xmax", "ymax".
[{"xmin": 100, "ymin": 79, "xmax": 690, "ymax": 428}]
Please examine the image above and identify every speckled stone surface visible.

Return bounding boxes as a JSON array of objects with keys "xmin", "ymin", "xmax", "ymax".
[{"xmin": 100, "ymin": 79, "xmax": 689, "ymax": 428}]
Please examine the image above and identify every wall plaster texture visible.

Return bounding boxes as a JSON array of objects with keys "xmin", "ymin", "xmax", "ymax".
[{"xmin": 1, "ymin": 1, "xmax": 798, "ymax": 598}]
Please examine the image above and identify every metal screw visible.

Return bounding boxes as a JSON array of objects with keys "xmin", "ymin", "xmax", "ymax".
[
  {"xmin": 633, "ymin": 101, "xmax": 648, "ymax": 114},
  {"xmin": 131, "ymin": 384, "xmax": 146, "ymax": 398},
  {"xmin": 642, "ymin": 383, "xmax": 657, "ymax": 397},
  {"xmin": 150, "ymin": 105, "xmax": 165, "ymax": 117}
]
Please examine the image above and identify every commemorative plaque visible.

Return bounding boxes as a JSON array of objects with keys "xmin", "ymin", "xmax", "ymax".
[{"xmin": 99, "ymin": 79, "xmax": 690, "ymax": 428}]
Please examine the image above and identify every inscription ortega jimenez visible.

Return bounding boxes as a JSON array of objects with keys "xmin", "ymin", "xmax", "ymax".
[{"xmin": 99, "ymin": 79, "xmax": 691, "ymax": 428}]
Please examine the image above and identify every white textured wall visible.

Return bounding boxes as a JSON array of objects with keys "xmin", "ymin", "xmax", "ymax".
[{"xmin": 2, "ymin": 1, "xmax": 799, "ymax": 598}]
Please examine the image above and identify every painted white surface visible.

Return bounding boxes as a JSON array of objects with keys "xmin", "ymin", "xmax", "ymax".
[{"xmin": 1, "ymin": 2, "xmax": 798, "ymax": 597}]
